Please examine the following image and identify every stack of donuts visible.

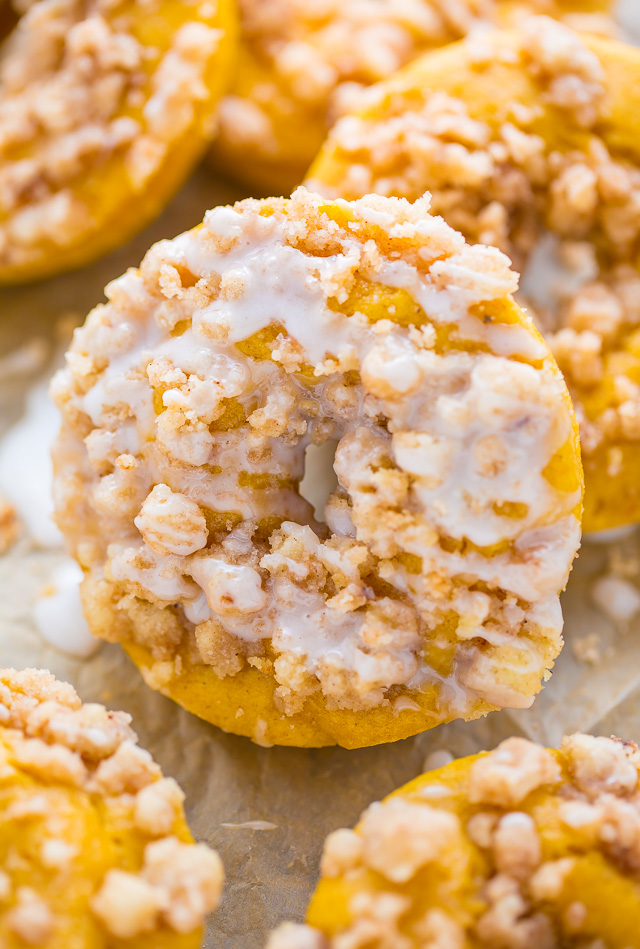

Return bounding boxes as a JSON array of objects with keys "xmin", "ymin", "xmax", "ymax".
[{"xmin": 3, "ymin": 0, "xmax": 640, "ymax": 945}]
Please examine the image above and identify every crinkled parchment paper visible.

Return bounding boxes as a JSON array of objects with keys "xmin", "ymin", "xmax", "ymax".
[{"xmin": 3, "ymin": 5, "xmax": 640, "ymax": 940}]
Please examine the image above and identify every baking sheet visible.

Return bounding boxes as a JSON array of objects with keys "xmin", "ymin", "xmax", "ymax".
[{"xmin": 2, "ymin": 3, "xmax": 640, "ymax": 943}]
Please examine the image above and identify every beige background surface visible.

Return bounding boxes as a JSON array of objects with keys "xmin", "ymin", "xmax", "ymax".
[{"xmin": 3, "ymin": 2, "xmax": 640, "ymax": 942}]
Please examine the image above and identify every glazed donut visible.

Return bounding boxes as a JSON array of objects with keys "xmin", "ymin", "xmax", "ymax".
[
  {"xmin": 0, "ymin": 667, "xmax": 223, "ymax": 947},
  {"xmin": 209, "ymin": 0, "xmax": 613, "ymax": 195},
  {"xmin": 307, "ymin": 20, "xmax": 640, "ymax": 534},
  {"xmin": 267, "ymin": 733, "xmax": 640, "ymax": 949},
  {"xmin": 0, "ymin": 0, "xmax": 236, "ymax": 285},
  {"xmin": 51, "ymin": 187, "xmax": 582, "ymax": 749}
]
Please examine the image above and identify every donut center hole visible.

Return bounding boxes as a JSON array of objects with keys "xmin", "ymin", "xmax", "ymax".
[{"xmin": 299, "ymin": 439, "xmax": 339, "ymax": 522}]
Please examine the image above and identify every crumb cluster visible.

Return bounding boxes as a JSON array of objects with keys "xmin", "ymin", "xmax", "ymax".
[
  {"xmin": 269, "ymin": 734, "xmax": 640, "ymax": 948},
  {"xmin": 0, "ymin": 0, "xmax": 223, "ymax": 270},
  {"xmin": 213, "ymin": 0, "xmax": 613, "ymax": 188},
  {"xmin": 308, "ymin": 18, "xmax": 640, "ymax": 498},
  {"xmin": 53, "ymin": 187, "xmax": 580, "ymax": 723},
  {"xmin": 0, "ymin": 667, "xmax": 223, "ymax": 944}
]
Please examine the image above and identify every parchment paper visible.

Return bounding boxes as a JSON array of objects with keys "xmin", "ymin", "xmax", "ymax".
[{"xmin": 3, "ymin": 4, "xmax": 640, "ymax": 942}]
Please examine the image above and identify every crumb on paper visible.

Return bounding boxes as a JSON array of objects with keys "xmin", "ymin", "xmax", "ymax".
[
  {"xmin": 220, "ymin": 820, "xmax": 278, "ymax": 831},
  {"xmin": 591, "ymin": 574, "xmax": 640, "ymax": 626},
  {"xmin": 571, "ymin": 633, "xmax": 601, "ymax": 665},
  {"xmin": 0, "ymin": 338, "xmax": 49, "ymax": 381},
  {"xmin": 0, "ymin": 494, "xmax": 19, "ymax": 555}
]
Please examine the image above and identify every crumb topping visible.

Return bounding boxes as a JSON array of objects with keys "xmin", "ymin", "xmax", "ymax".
[
  {"xmin": 213, "ymin": 0, "xmax": 614, "ymax": 187},
  {"xmin": 0, "ymin": 0, "xmax": 224, "ymax": 270},
  {"xmin": 0, "ymin": 668, "xmax": 223, "ymax": 943},
  {"xmin": 52, "ymin": 186, "xmax": 580, "ymax": 719},
  {"xmin": 282, "ymin": 733, "xmax": 640, "ymax": 949},
  {"xmin": 308, "ymin": 19, "xmax": 640, "ymax": 503}
]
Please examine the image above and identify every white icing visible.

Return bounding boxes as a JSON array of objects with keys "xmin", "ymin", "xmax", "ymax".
[
  {"xmin": 0, "ymin": 383, "xmax": 62, "ymax": 548},
  {"xmin": 33, "ymin": 560, "xmax": 98, "ymax": 659},
  {"xmin": 183, "ymin": 591, "xmax": 211, "ymax": 625},
  {"xmin": 135, "ymin": 484, "xmax": 208, "ymax": 556}
]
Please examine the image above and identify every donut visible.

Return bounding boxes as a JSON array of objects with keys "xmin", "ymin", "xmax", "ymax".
[
  {"xmin": 51, "ymin": 187, "xmax": 582, "ymax": 749},
  {"xmin": 0, "ymin": 667, "xmax": 223, "ymax": 947},
  {"xmin": 267, "ymin": 733, "xmax": 640, "ymax": 949},
  {"xmin": 209, "ymin": 0, "xmax": 613, "ymax": 195},
  {"xmin": 0, "ymin": 0, "xmax": 236, "ymax": 285},
  {"xmin": 307, "ymin": 19, "xmax": 640, "ymax": 534}
]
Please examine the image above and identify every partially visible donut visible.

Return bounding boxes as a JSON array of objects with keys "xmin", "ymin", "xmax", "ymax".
[
  {"xmin": 0, "ymin": 667, "xmax": 223, "ymax": 948},
  {"xmin": 52, "ymin": 187, "xmax": 582, "ymax": 749},
  {"xmin": 267, "ymin": 733, "xmax": 640, "ymax": 949},
  {"xmin": 0, "ymin": 0, "xmax": 236, "ymax": 284},
  {"xmin": 209, "ymin": 0, "xmax": 614, "ymax": 195},
  {"xmin": 308, "ymin": 19, "xmax": 640, "ymax": 533}
]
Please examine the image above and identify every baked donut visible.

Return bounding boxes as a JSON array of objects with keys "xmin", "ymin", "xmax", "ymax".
[
  {"xmin": 308, "ymin": 20, "xmax": 640, "ymax": 534},
  {"xmin": 0, "ymin": 0, "xmax": 236, "ymax": 285},
  {"xmin": 209, "ymin": 0, "xmax": 613, "ymax": 195},
  {"xmin": 268, "ymin": 733, "xmax": 640, "ymax": 949},
  {"xmin": 51, "ymin": 187, "xmax": 582, "ymax": 749},
  {"xmin": 0, "ymin": 667, "xmax": 223, "ymax": 947}
]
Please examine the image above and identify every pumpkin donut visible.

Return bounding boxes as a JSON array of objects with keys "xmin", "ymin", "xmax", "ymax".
[
  {"xmin": 0, "ymin": 0, "xmax": 236, "ymax": 285},
  {"xmin": 307, "ymin": 20, "xmax": 640, "ymax": 534},
  {"xmin": 267, "ymin": 733, "xmax": 640, "ymax": 949},
  {"xmin": 51, "ymin": 187, "xmax": 582, "ymax": 749},
  {"xmin": 0, "ymin": 667, "xmax": 223, "ymax": 948},
  {"xmin": 209, "ymin": 0, "xmax": 613, "ymax": 195}
]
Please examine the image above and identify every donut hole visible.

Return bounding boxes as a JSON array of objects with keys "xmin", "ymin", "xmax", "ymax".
[{"xmin": 299, "ymin": 439, "xmax": 339, "ymax": 522}]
